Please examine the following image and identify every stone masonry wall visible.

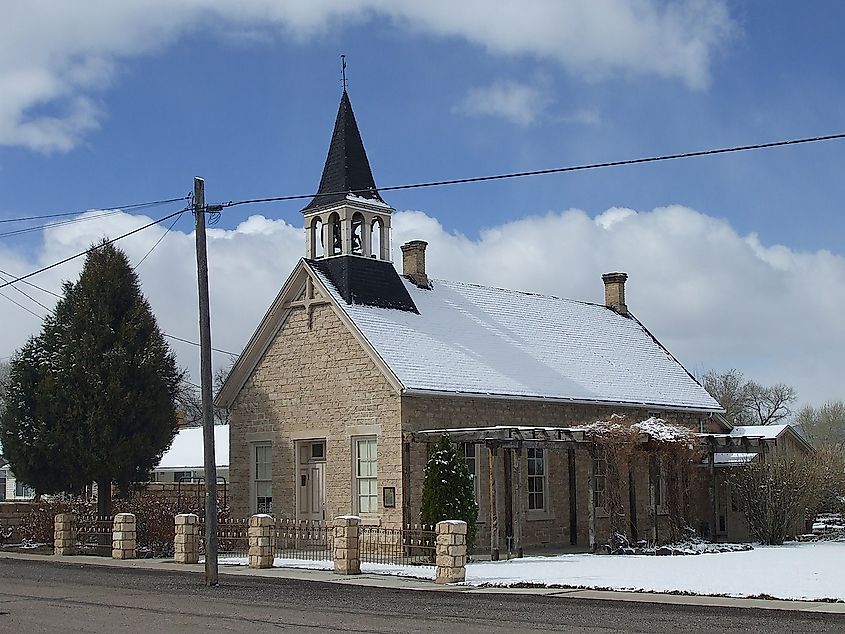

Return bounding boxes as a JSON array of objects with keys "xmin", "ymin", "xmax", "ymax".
[
  {"xmin": 229, "ymin": 293, "xmax": 402, "ymax": 526},
  {"xmin": 402, "ymin": 394, "xmax": 713, "ymax": 550}
]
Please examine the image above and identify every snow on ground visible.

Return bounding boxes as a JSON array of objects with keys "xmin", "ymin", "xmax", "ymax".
[
  {"xmin": 462, "ymin": 542, "xmax": 845, "ymax": 601},
  {"xmin": 219, "ymin": 541, "xmax": 845, "ymax": 601}
]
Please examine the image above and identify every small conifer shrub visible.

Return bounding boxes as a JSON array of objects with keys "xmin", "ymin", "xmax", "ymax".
[{"xmin": 420, "ymin": 435, "xmax": 478, "ymax": 549}]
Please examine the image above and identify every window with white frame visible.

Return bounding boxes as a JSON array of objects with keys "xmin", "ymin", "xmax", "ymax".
[
  {"xmin": 355, "ymin": 437, "xmax": 377, "ymax": 513},
  {"xmin": 15, "ymin": 480, "xmax": 34, "ymax": 499},
  {"xmin": 460, "ymin": 442, "xmax": 479, "ymax": 503},
  {"xmin": 527, "ymin": 448, "xmax": 546, "ymax": 511},
  {"xmin": 254, "ymin": 444, "xmax": 273, "ymax": 514},
  {"xmin": 0, "ymin": 477, "xmax": 6, "ymax": 501},
  {"xmin": 592, "ymin": 449, "xmax": 607, "ymax": 510}
]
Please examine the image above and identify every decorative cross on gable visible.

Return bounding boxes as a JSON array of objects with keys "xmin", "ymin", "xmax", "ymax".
[{"xmin": 289, "ymin": 276, "xmax": 330, "ymax": 330}]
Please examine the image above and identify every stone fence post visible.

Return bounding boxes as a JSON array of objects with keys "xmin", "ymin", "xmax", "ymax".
[
  {"xmin": 54, "ymin": 513, "xmax": 76, "ymax": 556},
  {"xmin": 174, "ymin": 514, "xmax": 199, "ymax": 564},
  {"xmin": 333, "ymin": 516, "xmax": 361, "ymax": 575},
  {"xmin": 435, "ymin": 520, "xmax": 467, "ymax": 584},
  {"xmin": 248, "ymin": 514, "xmax": 274, "ymax": 569},
  {"xmin": 112, "ymin": 513, "xmax": 136, "ymax": 560}
]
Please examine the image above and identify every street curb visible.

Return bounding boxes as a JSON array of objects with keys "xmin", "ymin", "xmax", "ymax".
[{"xmin": 2, "ymin": 550, "xmax": 843, "ymax": 614}]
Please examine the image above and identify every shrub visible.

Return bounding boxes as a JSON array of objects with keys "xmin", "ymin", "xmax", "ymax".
[
  {"xmin": 421, "ymin": 435, "xmax": 478, "ymax": 550},
  {"xmin": 728, "ymin": 454, "xmax": 822, "ymax": 545}
]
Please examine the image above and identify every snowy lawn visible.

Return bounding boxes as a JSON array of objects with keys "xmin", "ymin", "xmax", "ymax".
[
  {"xmin": 219, "ymin": 541, "xmax": 845, "ymax": 601},
  {"xmin": 462, "ymin": 541, "xmax": 845, "ymax": 601}
]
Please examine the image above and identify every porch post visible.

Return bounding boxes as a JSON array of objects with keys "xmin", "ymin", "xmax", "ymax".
[
  {"xmin": 587, "ymin": 449, "xmax": 596, "ymax": 551},
  {"xmin": 487, "ymin": 444, "xmax": 500, "ymax": 561},
  {"xmin": 402, "ymin": 439, "xmax": 412, "ymax": 526},
  {"xmin": 568, "ymin": 446, "xmax": 578, "ymax": 546},
  {"xmin": 512, "ymin": 446, "xmax": 524, "ymax": 558}
]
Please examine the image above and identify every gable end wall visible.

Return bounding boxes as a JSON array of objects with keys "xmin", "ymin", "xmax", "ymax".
[{"xmin": 228, "ymin": 300, "xmax": 401, "ymax": 523}]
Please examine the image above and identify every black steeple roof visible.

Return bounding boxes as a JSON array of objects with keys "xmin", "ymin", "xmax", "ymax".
[{"xmin": 302, "ymin": 90, "xmax": 387, "ymax": 213}]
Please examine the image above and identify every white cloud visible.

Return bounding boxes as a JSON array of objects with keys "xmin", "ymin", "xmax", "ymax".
[
  {"xmin": 0, "ymin": 0, "xmax": 734, "ymax": 151},
  {"xmin": 458, "ymin": 81, "xmax": 551, "ymax": 126},
  {"xmin": 1, "ymin": 203, "xmax": 842, "ymax": 411}
]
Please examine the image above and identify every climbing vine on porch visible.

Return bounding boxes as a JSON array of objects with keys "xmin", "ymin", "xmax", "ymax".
[{"xmin": 581, "ymin": 414, "xmax": 701, "ymax": 549}]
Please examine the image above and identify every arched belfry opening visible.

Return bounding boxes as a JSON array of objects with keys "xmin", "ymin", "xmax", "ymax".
[{"xmin": 302, "ymin": 88, "xmax": 393, "ymax": 261}]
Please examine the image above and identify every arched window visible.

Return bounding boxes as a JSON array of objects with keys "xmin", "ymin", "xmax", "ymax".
[
  {"xmin": 327, "ymin": 212, "xmax": 342, "ymax": 256},
  {"xmin": 351, "ymin": 213, "xmax": 365, "ymax": 255},
  {"xmin": 371, "ymin": 217, "xmax": 382, "ymax": 259},
  {"xmin": 312, "ymin": 217, "xmax": 324, "ymax": 258}
]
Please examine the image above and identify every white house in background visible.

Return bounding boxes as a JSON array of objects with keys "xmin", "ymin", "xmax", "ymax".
[
  {"xmin": 0, "ymin": 426, "xmax": 230, "ymax": 500},
  {"xmin": 151, "ymin": 425, "xmax": 230, "ymax": 484},
  {"xmin": 0, "ymin": 457, "xmax": 35, "ymax": 501}
]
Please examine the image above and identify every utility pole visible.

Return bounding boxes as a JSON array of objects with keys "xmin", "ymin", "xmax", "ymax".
[{"xmin": 194, "ymin": 176, "xmax": 219, "ymax": 586}]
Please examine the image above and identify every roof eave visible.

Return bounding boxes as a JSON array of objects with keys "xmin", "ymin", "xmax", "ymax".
[{"xmin": 400, "ymin": 387, "xmax": 726, "ymax": 414}]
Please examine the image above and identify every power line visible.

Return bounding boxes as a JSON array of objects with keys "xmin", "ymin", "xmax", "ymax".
[
  {"xmin": 0, "ymin": 207, "xmax": 188, "ymax": 292},
  {"xmin": 0, "ymin": 209, "xmax": 127, "ymax": 240},
  {"xmin": 0, "ymin": 289, "xmax": 46, "ymax": 320},
  {"xmin": 0, "ymin": 270, "xmax": 53, "ymax": 313},
  {"xmin": 216, "ymin": 132, "xmax": 845, "ymax": 209},
  {"xmin": 133, "ymin": 210, "xmax": 186, "ymax": 270},
  {"xmin": 0, "ymin": 196, "xmax": 190, "ymax": 225},
  {"xmin": 163, "ymin": 333, "xmax": 237, "ymax": 357}
]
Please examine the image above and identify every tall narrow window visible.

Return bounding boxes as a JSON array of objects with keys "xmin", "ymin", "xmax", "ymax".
[
  {"xmin": 527, "ymin": 448, "xmax": 546, "ymax": 511},
  {"xmin": 313, "ymin": 218, "xmax": 324, "ymax": 258},
  {"xmin": 254, "ymin": 444, "xmax": 273, "ymax": 514},
  {"xmin": 351, "ymin": 212, "xmax": 364, "ymax": 255},
  {"xmin": 592, "ymin": 449, "xmax": 607, "ymax": 510},
  {"xmin": 0, "ymin": 477, "xmax": 6, "ymax": 501},
  {"xmin": 328, "ymin": 212, "xmax": 342, "ymax": 255},
  {"xmin": 355, "ymin": 438, "xmax": 377, "ymax": 513},
  {"xmin": 460, "ymin": 442, "xmax": 479, "ymax": 503},
  {"xmin": 370, "ymin": 218, "xmax": 382, "ymax": 259}
]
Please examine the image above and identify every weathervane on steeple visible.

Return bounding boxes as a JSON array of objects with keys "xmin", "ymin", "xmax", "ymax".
[{"xmin": 341, "ymin": 54, "xmax": 348, "ymax": 91}]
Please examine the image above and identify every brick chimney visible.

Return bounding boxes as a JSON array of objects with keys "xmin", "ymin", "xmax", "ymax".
[
  {"xmin": 401, "ymin": 240, "xmax": 430, "ymax": 288},
  {"xmin": 602, "ymin": 272, "xmax": 628, "ymax": 315}
]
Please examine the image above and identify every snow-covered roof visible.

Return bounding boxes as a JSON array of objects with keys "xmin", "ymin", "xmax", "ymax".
[
  {"xmin": 313, "ymin": 268, "xmax": 723, "ymax": 412},
  {"xmin": 156, "ymin": 426, "xmax": 229, "ymax": 471},
  {"xmin": 714, "ymin": 452, "xmax": 758, "ymax": 466},
  {"xmin": 730, "ymin": 424, "xmax": 791, "ymax": 440}
]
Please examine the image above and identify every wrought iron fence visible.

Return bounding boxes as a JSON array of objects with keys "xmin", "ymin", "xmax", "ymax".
[
  {"xmin": 359, "ymin": 523, "xmax": 436, "ymax": 567},
  {"xmin": 273, "ymin": 519, "xmax": 332, "ymax": 561},
  {"xmin": 75, "ymin": 514, "xmax": 113, "ymax": 556},
  {"xmin": 199, "ymin": 518, "xmax": 250, "ymax": 559}
]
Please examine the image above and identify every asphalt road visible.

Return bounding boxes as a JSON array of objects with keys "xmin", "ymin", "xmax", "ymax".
[{"xmin": 0, "ymin": 558, "xmax": 841, "ymax": 633}]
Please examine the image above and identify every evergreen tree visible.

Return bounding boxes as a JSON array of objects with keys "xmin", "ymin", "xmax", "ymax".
[
  {"xmin": 420, "ymin": 435, "xmax": 478, "ymax": 549},
  {"xmin": 0, "ymin": 241, "xmax": 182, "ymax": 515}
]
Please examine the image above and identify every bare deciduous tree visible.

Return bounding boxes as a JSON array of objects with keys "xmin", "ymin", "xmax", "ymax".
[
  {"xmin": 699, "ymin": 369, "xmax": 797, "ymax": 426},
  {"xmin": 175, "ymin": 357, "xmax": 236, "ymax": 427},
  {"xmin": 796, "ymin": 401, "xmax": 845, "ymax": 448}
]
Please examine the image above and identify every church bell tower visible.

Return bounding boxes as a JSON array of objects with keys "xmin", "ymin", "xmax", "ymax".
[{"xmin": 302, "ymin": 88, "xmax": 393, "ymax": 261}]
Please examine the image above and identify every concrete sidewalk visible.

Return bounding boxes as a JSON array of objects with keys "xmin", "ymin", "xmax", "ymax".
[{"xmin": 2, "ymin": 549, "xmax": 843, "ymax": 614}]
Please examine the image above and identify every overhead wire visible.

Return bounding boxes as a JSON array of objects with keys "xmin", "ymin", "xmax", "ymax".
[
  {"xmin": 133, "ymin": 210, "xmax": 186, "ymax": 270},
  {"xmin": 0, "ymin": 196, "xmax": 191, "ymax": 225},
  {"xmin": 0, "ymin": 206, "xmax": 188, "ymax": 292},
  {"xmin": 162, "ymin": 333, "xmax": 237, "ymax": 357},
  {"xmin": 216, "ymin": 132, "xmax": 845, "ymax": 210}
]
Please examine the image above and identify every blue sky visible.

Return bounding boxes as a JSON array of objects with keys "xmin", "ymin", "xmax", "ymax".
[{"xmin": 0, "ymin": 1, "xmax": 843, "ymax": 407}]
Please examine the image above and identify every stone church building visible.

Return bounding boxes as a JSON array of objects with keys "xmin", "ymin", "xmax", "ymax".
[{"xmin": 217, "ymin": 89, "xmax": 809, "ymax": 551}]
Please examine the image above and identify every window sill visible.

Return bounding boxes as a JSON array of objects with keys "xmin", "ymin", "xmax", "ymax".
[{"xmin": 526, "ymin": 511, "xmax": 554, "ymax": 522}]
